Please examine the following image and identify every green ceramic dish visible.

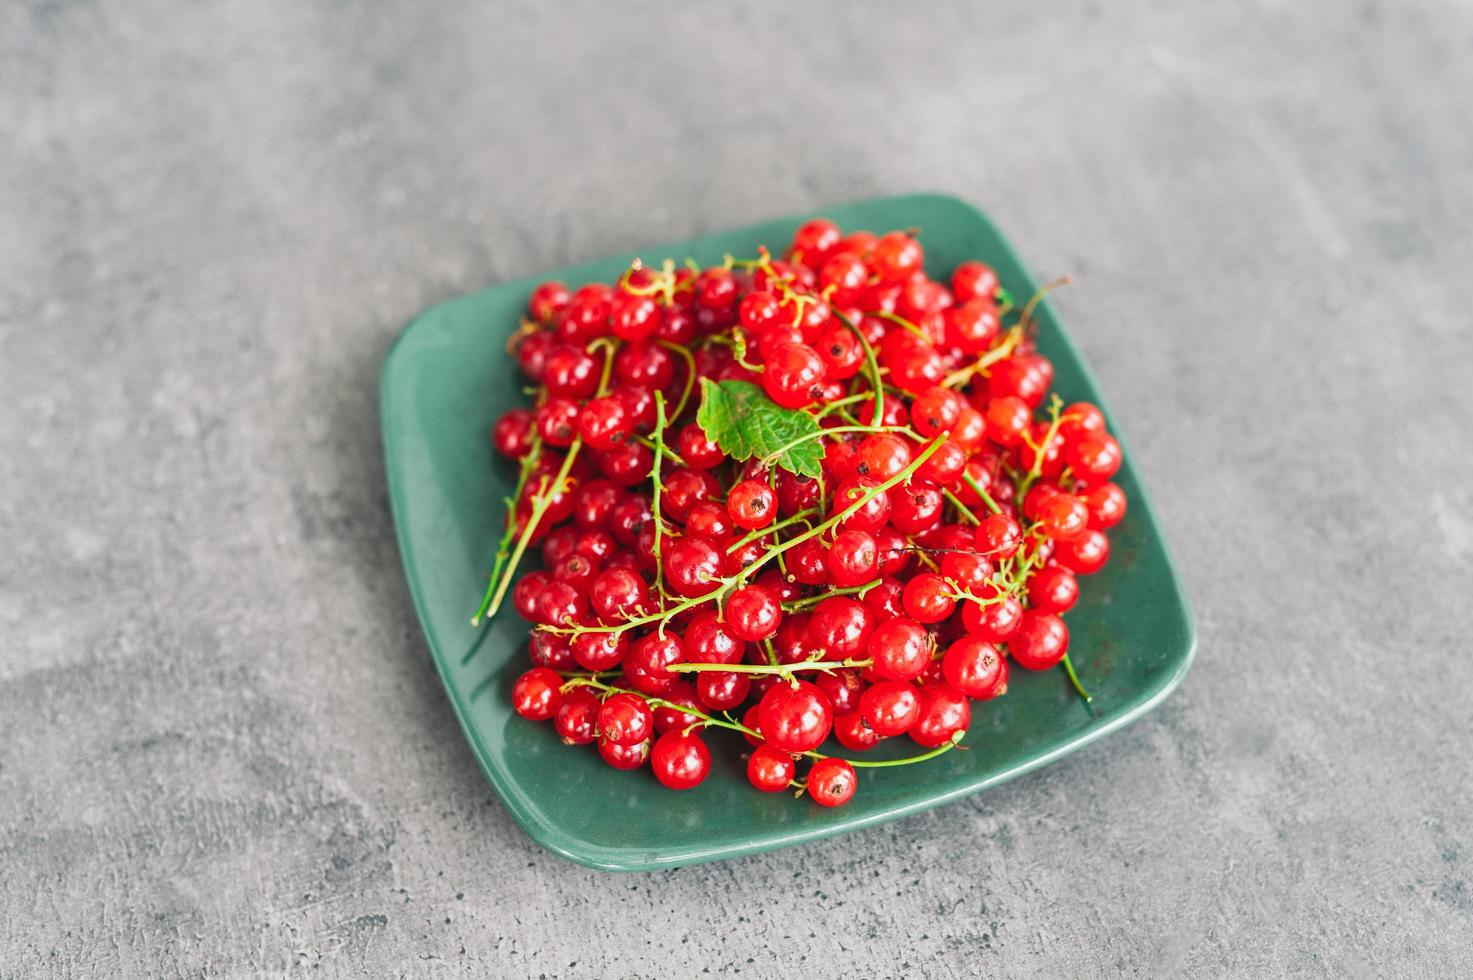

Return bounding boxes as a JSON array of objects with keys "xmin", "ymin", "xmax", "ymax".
[{"xmin": 381, "ymin": 193, "xmax": 1195, "ymax": 872}]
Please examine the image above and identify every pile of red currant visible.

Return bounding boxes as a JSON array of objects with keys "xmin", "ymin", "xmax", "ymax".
[{"xmin": 478, "ymin": 218, "xmax": 1126, "ymax": 808}]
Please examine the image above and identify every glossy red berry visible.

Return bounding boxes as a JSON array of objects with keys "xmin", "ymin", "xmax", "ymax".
[
  {"xmin": 1038, "ymin": 492, "xmax": 1090, "ymax": 541},
  {"xmin": 529, "ymin": 281, "xmax": 572, "ymax": 323},
  {"xmin": 512, "ymin": 668, "xmax": 564, "ymax": 721},
  {"xmin": 651, "ymin": 731, "xmax": 712, "ymax": 790},
  {"xmin": 975, "ymin": 513, "xmax": 1023, "ymax": 559},
  {"xmin": 833, "ymin": 711, "xmax": 883, "ymax": 752},
  {"xmin": 758, "ymin": 681, "xmax": 832, "ymax": 753},
  {"xmin": 807, "ymin": 597, "xmax": 874, "ymax": 660},
  {"xmin": 598, "ymin": 736, "xmax": 651, "ymax": 770},
  {"xmin": 807, "ymin": 757, "xmax": 857, "ymax": 807},
  {"xmin": 867, "ymin": 617, "xmax": 932, "ymax": 681},
  {"xmin": 1009, "ymin": 610, "xmax": 1069, "ymax": 670},
  {"xmin": 826, "ymin": 529, "xmax": 878, "ymax": 588},
  {"xmin": 1084, "ymin": 482, "xmax": 1128, "ymax": 529},
  {"xmin": 902, "ymin": 572, "xmax": 956, "ymax": 624},
  {"xmin": 1054, "ymin": 528, "xmax": 1111, "ymax": 575},
  {"xmin": 598, "ymin": 692, "xmax": 654, "ymax": 745},
  {"xmin": 664, "ymin": 536, "xmax": 725, "ymax": 597},
  {"xmin": 727, "ymin": 479, "xmax": 777, "ymax": 530},
  {"xmin": 725, "ymin": 584, "xmax": 782, "ymax": 642},
  {"xmin": 910, "ymin": 683, "xmax": 970, "ymax": 748},
  {"xmin": 941, "ymin": 637, "xmax": 1005, "ymax": 699},
  {"xmin": 747, "ymin": 744, "xmax": 797, "ymax": 793},
  {"xmin": 859, "ymin": 680, "xmax": 921, "ymax": 737},
  {"xmin": 1028, "ymin": 565, "xmax": 1079, "ymax": 614},
  {"xmin": 553, "ymin": 687, "xmax": 601, "ymax": 745}
]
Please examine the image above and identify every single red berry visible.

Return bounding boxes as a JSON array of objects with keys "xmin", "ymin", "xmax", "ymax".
[
  {"xmin": 1009, "ymin": 610, "xmax": 1069, "ymax": 670},
  {"xmin": 961, "ymin": 588, "xmax": 1024, "ymax": 642},
  {"xmin": 695, "ymin": 669, "xmax": 751, "ymax": 711},
  {"xmin": 826, "ymin": 529, "xmax": 878, "ymax": 588},
  {"xmin": 951, "ymin": 261, "xmax": 998, "ymax": 304},
  {"xmin": 664, "ymin": 535, "xmax": 725, "ymax": 597},
  {"xmin": 528, "ymin": 281, "xmax": 572, "ymax": 323},
  {"xmin": 791, "ymin": 218, "xmax": 844, "ymax": 267},
  {"xmin": 910, "ymin": 683, "xmax": 970, "ymax": 748},
  {"xmin": 624, "ymin": 632, "xmax": 685, "ymax": 695},
  {"xmin": 492, "ymin": 408, "xmax": 535, "ymax": 458},
  {"xmin": 726, "ymin": 584, "xmax": 782, "ymax": 642},
  {"xmin": 833, "ymin": 711, "xmax": 883, "ymax": 752},
  {"xmin": 727, "ymin": 479, "xmax": 777, "ymax": 530},
  {"xmin": 807, "ymin": 597, "xmax": 874, "ymax": 660},
  {"xmin": 570, "ymin": 631, "xmax": 626, "ymax": 672},
  {"xmin": 902, "ymin": 572, "xmax": 956, "ymax": 624},
  {"xmin": 528, "ymin": 631, "xmax": 575, "ymax": 671},
  {"xmin": 867, "ymin": 617, "xmax": 932, "ymax": 681},
  {"xmin": 830, "ymin": 476, "xmax": 891, "ymax": 533},
  {"xmin": 597, "ymin": 692, "xmax": 654, "ymax": 745},
  {"xmin": 747, "ymin": 744, "xmax": 797, "ymax": 793},
  {"xmin": 512, "ymin": 571, "xmax": 550, "ymax": 622},
  {"xmin": 1067, "ymin": 432, "xmax": 1123, "ymax": 486},
  {"xmin": 758, "ymin": 681, "xmax": 833, "ymax": 753},
  {"xmin": 676, "ymin": 423, "xmax": 724, "ymax": 470},
  {"xmin": 941, "ymin": 637, "xmax": 1005, "ymax": 699},
  {"xmin": 541, "ymin": 345, "xmax": 599, "ymax": 400},
  {"xmin": 1038, "ymin": 492, "xmax": 1090, "ymax": 541},
  {"xmin": 762, "ymin": 342, "xmax": 826, "ymax": 409},
  {"xmin": 984, "ymin": 395, "xmax": 1031, "ymax": 446},
  {"xmin": 859, "ymin": 680, "xmax": 921, "ymax": 737},
  {"xmin": 1054, "ymin": 528, "xmax": 1111, "ymax": 575},
  {"xmin": 814, "ymin": 669, "xmax": 865, "ymax": 716},
  {"xmin": 684, "ymin": 611, "xmax": 747, "ymax": 665},
  {"xmin": 609, "ymin": 291, "xmax": 659, "ymax": 342},
  {"xmin": 1028, "ymin": 565, "xmax": 1079, "ymax": 614},
  {"xmin": 1084, "ymin": 482, "xmax": 1128, "ymax": 529},
  {"xmin": 871, "ymin": 231, "xmax": 923, "ymax": 282},
  {"xmin": 512, "ymin": 668, "xmax": 564, "ymax": 721},
  {"xmin": 553, "ymin": 687, "xmax": 601, "ymax": 745},
  {"xmin": 807, "ymin": 757, "xmax": 857, "ymax": 807},
  {"xmin": 650, "ymin": 731, "xmax": 712, "ymax": 790},
  {"xmin": 598, "ymin": 736, "xmax": 651, "ymax": 770},
  {"xmin": 651, "ymin": 682, "xmax": 702, "ymax": 733},
  {"xmin": 975, "ymin": 513, "xmax": 1023, "ymax": 558}
]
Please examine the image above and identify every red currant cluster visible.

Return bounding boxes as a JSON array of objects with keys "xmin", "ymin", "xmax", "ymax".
[{"xmin": 480, "ymin": 218, "xmax": 1127, "ymax": 808}]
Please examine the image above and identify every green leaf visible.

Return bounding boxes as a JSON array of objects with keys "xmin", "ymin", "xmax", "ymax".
[{"xmin": 695, "ymin": 379, "xmax": 824, "ymax": 479}]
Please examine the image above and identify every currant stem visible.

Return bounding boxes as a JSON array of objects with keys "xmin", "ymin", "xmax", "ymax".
[
  {"xmin": 941, "ymin": 327, "xmax": 1022, "ymax": 389},
  {"xmin": 725, "ymin": 508, "xmax": 817, "ymax": 555},
  {"xmin": 942, "ymin": 488, "xmax": 981, "ymax": 526},
  {"xmin": 961, "ymin": 471, "xmax": 1003, "ymax": 515},
  {"xmin": 866, "ymin": 309, "xmax": 927, "ymax": 339},
  {"xmin": 655, "ymin": 339, "xmax": 697, "ymax": 422},
  {"xmin": 471, "ymin": 435, "xmax": 544, "ymax": 625},
  {"xmin": 479, "ymin": 439, "xmax": 583, "ymax": 623},
  {"xmin": 829, "ymin": 728, "xmax": 966, "ymax": 768},
  {"xmin": 666, "ymin": 657, "xmax": 872, "ymax": 678},
  {"xmin": 832, "ymin": 311, "xmax": 884, "ymax": 430},
  {"xmin": 1062, "ymin": 654, "xmax": 1093, "ymax": 704},
  {"xmin": 758, "ymin": 425, "xmax": 909, "ymax": 468},
  {"xmin": 780, "ymin": 579, "xmax": 880, "ymax": 611}
]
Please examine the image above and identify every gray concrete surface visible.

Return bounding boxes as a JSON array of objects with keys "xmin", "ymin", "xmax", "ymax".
[{"xmin": 3, "ymin": 1, "xmax": 1471, "ymax": 976}]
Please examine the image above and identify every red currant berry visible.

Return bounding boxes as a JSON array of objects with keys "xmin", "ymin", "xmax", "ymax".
[
  {"xmin": 664, "ymin": 535, "xmax": 725, "ymax": 597},
  {"xmin": 791, "ymin": 218, "xmax": 844, "ymax": 267},
  {"xmin": 609, "ymin": 291, "xmax": 658, "ymax": 342},
  {"xmin": 727, "ymin": 479, "xmax": 777, "ymax": 530},
  {"xmin": 492, "ymin": 408, "xmax": 535, "ymax": 458},
  {"xmin": 951, "ymin": 261, "xmax": 998, "ymax": 304},
  {"xmin": 1054, "ymin": 527, "xmax": 1110, "ymax": 575},
  {"xmin": 984, "ymin": 395, "xmax": 1031, "ymax": 446},
  {"xmin": 747, "ymin": 744, "xmax": 797, "ymax": 793},
  {"xmin": 871, "ymin": 231, "xmax": 923, "ymax": 282},
  {"xmin": 512, "ymin": 571, "xmax": 550, "ymax": 622},
  {"xmin": 726, "ymin": 584, "xmax": 782, "ymax": 642},
  {"xmin": 1066, "ymin": 432, "xmax": 1123, "ymax": 486},
  {"xmin": 598, "ymin": 736, "xmax": 651, "ymax": 770},
  {"xmin": 941, "ymin": 637, "xmax": 1005, "ymax": 698},
  {"xmin": 528, "ymin": 281, "xmax": 571, "ymax": 323},
  {"xmin": 570, "ymin": 630, "xmax": 626, "ymax": 672},
  {"xmin": 910, "ymin": 683, "xmax": 970, "ymax": 748},
  {"xmin": 695, "ymin": 670, "xmax": 750, "ymax": 711},
  {"xmin": 528, "ymin": 630, "xmax": 575, "ymax": 671},
  {"xmin": 833, "ymin": 711, "xmax": 883, "ymax": 752},
  {"xmin": 867, "ymin": 617, "xmax": 932, "ymax": 681},
  {"xmin": 676, "ymin": 423, "xmax": 724, "ymax": 470},
  {"xmin": 975, "ymin": 513, "xmax": 1023, "ymax": 559},
  {"xmin": 536, "ymin": 398, "xmax": 580, "ymax": 447},
  {"xmin": 624, "ymin": 632, "xmax": 685, "ymax": 695},
  {"xmin": 1084, "ymin": 482, "xmax": 1128, "ymax": 529},
  {"xmin": 826, "ymin": 529, "xmax": 879, "ymax": 588},
  {"xmin": 1038, "ymin": 492, "xmax": 1090, "ymax": 541},
  {"xmin": 650, "ymin": 731, "xmax": 712, "ymax": 790},
  {"xmin": 541, "ymin": 345, "xmax": 599, "ymax": 400},
  {"xmin": 512, "ymin": 667, "xmax": 564, "ymax": 721},
  {"xmin": 1009, "ymin": 610, "xmax": 1069, "ymax": 670},
  {"xmin": 807, "ymin": 597, "xmax": 874, "ymax": 660},
  {"xmin": 830, "ymin": 476, "xmax": 890, "ymax": 532},
  {"xmin": 597, "ymin": 692, "xmax": 654, "ymax": 745},
  {"xmin": 902, "ymin": 572, "xmax": 956, "ymax": 624},
  {"xmin": 553, "ymin": 687, "xmax": 601, "ymax": 745},
  {"xmin": 859, "ymin": 680, "xmax": 921, "ymax": 737},
  {"xmin": 806, "ymin": 757, "xmax": 857, "ymax": 807},
  {"xmin": 758, "ymin": 680, "xmax": 832, "ymax": 753},
  {"xmin": 1028, "ymin": 565, "xmax": 1079, "ymax": 614},
  {"xmin": 961, "ymin": 587, "xmax": 1024, "ymax": 642},
  {"xmin": 651, "ymin": 681, "xmax": 702, "ymax": 733},
  {"xmin": 762, "ymin": 342, "xmax": 826, "ymax": 409}
]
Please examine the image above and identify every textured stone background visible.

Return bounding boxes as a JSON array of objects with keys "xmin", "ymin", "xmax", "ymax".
[{"xmin": 3, "ymin": 1, "xmax": 1471, "ymax": 976}]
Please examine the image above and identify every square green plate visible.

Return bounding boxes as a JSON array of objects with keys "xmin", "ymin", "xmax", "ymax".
[{"xmin": 381, "ymin": 193, "xmax": 1196, "ymax": 872}]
